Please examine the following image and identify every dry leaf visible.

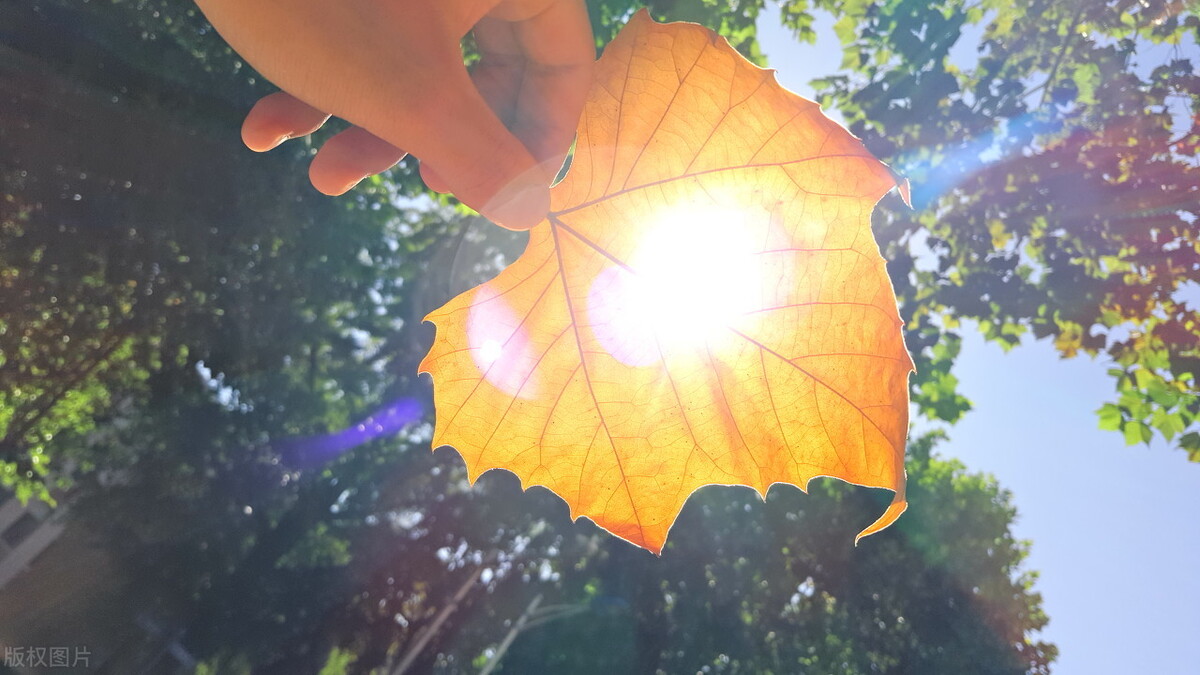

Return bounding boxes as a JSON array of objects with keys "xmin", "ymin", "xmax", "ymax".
[{"xmin": 420, "ymin": 11, "xmax": 912, "ymax": 554}]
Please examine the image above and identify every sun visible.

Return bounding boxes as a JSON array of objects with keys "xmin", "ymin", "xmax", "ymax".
[{"xmin": 586, "ymin": 203, "xmax": 769, "ymax": 366}]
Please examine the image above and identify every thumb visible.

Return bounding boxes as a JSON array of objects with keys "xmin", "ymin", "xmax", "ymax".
[{"xmin": 409, "ymin": 78, "xmax": 553, "ymax": 230}]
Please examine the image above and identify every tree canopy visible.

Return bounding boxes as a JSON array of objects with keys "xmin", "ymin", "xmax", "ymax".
[{"xmin": 789, "ymin": 0, "xmax": 1200, "ymax": 453}]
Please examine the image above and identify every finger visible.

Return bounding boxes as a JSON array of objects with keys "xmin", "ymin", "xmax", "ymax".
[
  {"xmin": 510, "ymin": 0, "xmax": 593, "ymax": 163},
  {"xmin": 242, "ymin": 91, "xmax": 330, "ymax": 152},
  {"xmin": 477, "ymin": 0, "xmax": 593, "ymax": 171},
  {"xmin": 309, "ymin": 126, "xmax": 407, "ymax": 195},
  {"xmin": 471, "ymin": 19, "xmax": 523, "ymax": 128},
  {"xmin": 419, "ymin": 162, "xmax": 452, "ymax": 194},
  {"xmin": 407, "ymin": 71, "xmax": 551, "ymax": 230}
]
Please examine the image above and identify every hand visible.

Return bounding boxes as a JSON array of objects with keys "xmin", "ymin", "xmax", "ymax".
[{"xmin": 194, "ymin": 0, "xmax": 593, "ymax": 230}]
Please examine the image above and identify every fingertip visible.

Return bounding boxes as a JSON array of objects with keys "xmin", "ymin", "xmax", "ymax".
[
  {"xmin": 481, "ymin": 181, "xmax": 550, "ymax": 231},
  {"xmin": 309, "ymin": 163, "xmax": 355, "ymax": 196},
  {"xmin": 404, "ymin": 71, "xmax": 553, "ymax": 228},
  {"xmin": 242, "ymin": 92, "xmax": 329, "ymax": 152},
  {"xmin": 309, "ymin": 126, "xmax": 407, "ymax": 196},
  {"xmin": 243, "ymin": 128, "xmax": 290, "ymax": 153},
  {"xmin": 419, "ymin": 162, "xmax": 451, "ymax": 194}
]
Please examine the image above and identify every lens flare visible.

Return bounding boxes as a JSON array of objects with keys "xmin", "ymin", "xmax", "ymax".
[
  {"xmin": 276, "ymin": 397, "xmax": 424, "ymax": 468},
  {"xmin": 466, "ymin": 286, "xmax": 541, "ymax": 398}
]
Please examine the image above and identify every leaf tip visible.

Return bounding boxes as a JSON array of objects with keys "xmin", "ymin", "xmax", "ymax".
[
  {"xmin": 629, "ymin": 7, "xmax": 654, "ymax": 26},
  {"xmin": 895, "ymin": 177, "xmax": 913, "ymax": 208},
  {"xmin": 853, "ymin": 493, "xmax": 907, "ymax": 546}
]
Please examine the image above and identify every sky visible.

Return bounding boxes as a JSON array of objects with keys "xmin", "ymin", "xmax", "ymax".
[{"xmin": 754, "ymin": 6, "xmax": 1200, "ymax": 674}]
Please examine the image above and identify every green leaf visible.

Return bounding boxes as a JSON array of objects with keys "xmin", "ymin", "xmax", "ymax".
[
  {"xmin": 1181, "ymin": 432, "xmax": 1200, "ymax": 462},
  {"xmin": 1151, "ymin": 408, "xmax": 1186, "ymax": 442},
  {"xmin": 1123, "ymin": 420, "xmax": 1152, "ymax": 446},
  {"xmin": 1071, "ymin": 63, "xmax": 1101, "ymax": 105},
  {"xmin": 1097, "ymin": 403, "xmax": 1123, "ymax": 431}
]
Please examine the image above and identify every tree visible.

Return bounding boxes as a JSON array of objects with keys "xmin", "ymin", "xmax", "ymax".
[
  {"xmin": 440, "ymin": 434, "xmax": 1053, "ymax": 675},
  {"xmin": 779, "ymin": 0, "xmax": 1200, "ymax": 455},
  {"xmin": 0, "ymin": 0, "xmax": 469, "ymax": 500}
]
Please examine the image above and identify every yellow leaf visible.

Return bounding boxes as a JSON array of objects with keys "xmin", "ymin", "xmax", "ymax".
[{"xmin": 420, "ymin": 11, "xmax": 913, "ymax": 554}]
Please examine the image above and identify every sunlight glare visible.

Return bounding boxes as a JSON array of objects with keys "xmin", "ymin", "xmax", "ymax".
[
  {"xmin": 479, "ymin": 339, "xmax": 504, "ymax": 365},
  {"xmin": 587, "ymin": 204, "xmax": 767, "ymax": 366}
]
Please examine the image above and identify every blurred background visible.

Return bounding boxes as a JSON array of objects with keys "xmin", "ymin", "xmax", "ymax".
[{"xmin": 1, "ymin": 1, "xmax": 1196, "ymax": 673}]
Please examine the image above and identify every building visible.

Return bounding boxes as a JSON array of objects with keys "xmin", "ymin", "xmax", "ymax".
[{"xmin": 0, "ymin": 488, "xmax": 64, "ymax": 592}]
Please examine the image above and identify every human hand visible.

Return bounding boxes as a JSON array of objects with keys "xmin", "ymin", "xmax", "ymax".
[{"xmin": 193, "ymin": 0, "xmax": 593, "ymax": 230}]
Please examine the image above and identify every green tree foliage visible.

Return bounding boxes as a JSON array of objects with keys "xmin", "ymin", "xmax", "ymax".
[
  {"xmin": 0, "ymin": 0, "xmax": 437, "ymax": 501},
  {"xmin": 778, "ymin": 0, "xmax": 1200, "ymax": 454},
  {"xmin": 586, "ymin": 0, "xmax": 766, "ymax": 61},
  {"xmin": 448, "ymin": 435, "xmax": 1053, "ymax": 674}
]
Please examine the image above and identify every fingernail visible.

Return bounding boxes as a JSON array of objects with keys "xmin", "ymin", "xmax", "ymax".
[
  {"xmin": 338, "ymin": 175, "xmax": 371, "ymax": 194},
  {"xmin": 487, "ymin": 182, "xmax": 550, "ymax": 231},
  {"xmin": 264, "ymin": 133, "xmax": 292, "ymax": 151}
]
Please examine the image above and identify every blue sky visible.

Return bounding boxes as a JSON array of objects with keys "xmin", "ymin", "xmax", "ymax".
[{"xmin": 754, "ymin": 6, "xmax": 1200, "ymax": 673}]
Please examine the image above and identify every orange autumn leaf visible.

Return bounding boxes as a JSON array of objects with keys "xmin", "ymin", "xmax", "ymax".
[{"xmin": 419, "ymin": 11, "xmax": 913, "ymax": 554}]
